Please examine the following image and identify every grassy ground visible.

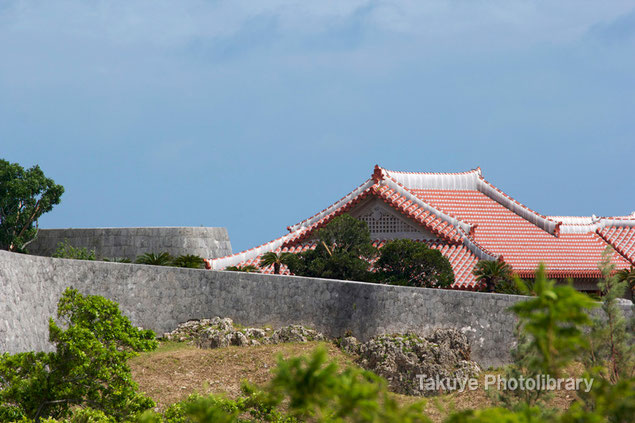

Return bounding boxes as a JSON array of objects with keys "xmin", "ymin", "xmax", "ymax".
[{"xmin": 130, "ymin": 341, "xmax": 577, "ymax": 422}]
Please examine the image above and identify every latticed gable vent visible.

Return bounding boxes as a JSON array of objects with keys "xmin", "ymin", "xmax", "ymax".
[
  {"xmin": 359, "ymin": 209, "xmax": 419, "ymax": 234},
  {"xmin": 354, "ymin": 203, "xmax": 435, "ymax": 240}
]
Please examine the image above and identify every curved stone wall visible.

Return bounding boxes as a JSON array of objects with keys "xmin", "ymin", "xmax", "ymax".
[
  {"xmin": 3, "ymin": 250, "xmax": 622, "ymax": 367},
  {"xmin": 26, "ymin": 227, "xmax": 232, "ymax": 260}
]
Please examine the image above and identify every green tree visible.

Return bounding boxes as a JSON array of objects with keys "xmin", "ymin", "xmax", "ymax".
[
  {"xmin": 0, "ymin": 288, "xmax": 157, "ymax": 422},
  {"xmin": 259, "ymin": 251, "xmax": 294, "ymax": 275},
  {"xmin": 373, "ymin": 239, "xmax": 455, "ymax": 288},
  {"xmin": 587, "ymin": 249, "xmax": 634, "ymax": 383},
  {"xmin": 0, "ymin": 159, "xmax": 64, "ymax": 252},
  {"xmin": 134, "ymin": 252, "xmax": 174, "ymax": 266},
  {"xmin": 473, "ymin": 260, "xmax": 513, "ymax": 292},
  {"xmin": 491, "ymin": 265, "xmax": 598, "ymax": 412},
  {"xmin": 510, "ymin": 264, "xmax": 597, "ymax": 377},
  {"xmin": 286, "ymin": 214, "xmax": 376, "ymax": 282},
  {"xmin": 564, "ymin": 374, "xmax": 635, "ymax": 423}
]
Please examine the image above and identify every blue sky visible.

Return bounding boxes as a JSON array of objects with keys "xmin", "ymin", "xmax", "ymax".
[{"xmin": 1, "ymin": 0, "xmax": 634, "ymax": 253}]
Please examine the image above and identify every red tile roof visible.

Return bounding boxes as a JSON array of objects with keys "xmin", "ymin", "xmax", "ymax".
[
  {"xmin": 412, "ymin": 189, "xmax": 632, "ymax": 278},
  {"xmin": 207, "ymin": 166, "xmax": 634, "ymax": 288},
  {"xmin": 597, "ymin": 225, "xmax": 635, "ymax": 264}
]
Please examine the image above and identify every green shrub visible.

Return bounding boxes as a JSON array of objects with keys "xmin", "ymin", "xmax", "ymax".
[
  {"xmin": 0, "ymin": 288, "xmax": 157, "ymax": 422},
  {"xmin": 102, "ymin": 257, "xmax": 132, "ymax": 264},
  {"xmin": 225, "ymin": 264, "xmax": 259, "ymax": 273},
  {"xmin": 373, "ymin": 239, "xmax": 455, "ymax": 288},
  {"xmin": 286, "ymin": 214, "xmax": 377, "ymax": 282},
  {"xmin": 171, "ymin": 255, "xmax": 206, "ymax": 269},
  {"xmin": 586, "ymin": 248, "xmax": 634, "ymax": 383},
  {"xmin": 511, "ymin": 264, "xmax": 597, "ymax": 377},
  {"xmin": 135, "ymin": 252, "xmax": 174, "ymax": 266},
  {"xmin": 52, "ymin": 240, "xmax": 96, "ymax": 261},
  {"xmin": 493, "ymin": 264, "xmax": 598, "ymax": 412},
  {"xmin": 473, "ymin": 260, "xmax": 512, "ymax": 292}
]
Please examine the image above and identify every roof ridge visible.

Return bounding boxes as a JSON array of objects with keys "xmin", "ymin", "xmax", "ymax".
[
  {"xmin": 475, "ymin": 173, "xmax": 561, "ymax": 236},
  {"xmin": 379, "ymin": 165, "xmax": 560, "ymax": 236},
  {"xmin": 594, "ymin": 231, "xmax": 635, "ymax": 266},
  {"xmin": 287, "ymin": 178, "xmax": 375, "ymax": 232},
  {"xmin": 287, "ymin": 178, "xmax": 469, "ymax": 245},
  {"xmin": 382, "ymin": 167, "xmax": 482, "ymax": 176},
  {"xmin": 380, "ymin": 171, "xmax": 474, "ymax": 236},
  {"xmin": 457, "ymin": 229, "xmax": 500, "ymax": 262},
  {"xmin": 206, "ymin": 233, "xmax": 296, "ymax": 270},
  {"xmin": 557, "ymin": 216, "xmax": 635, "ymax": 234}
]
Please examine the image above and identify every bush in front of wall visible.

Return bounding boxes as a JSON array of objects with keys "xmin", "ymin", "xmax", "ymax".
[
  {"xmin": 373, "ymin": 239, "xmax": 455, "ymax": 288},
  {"xmin": 134, "ymin": 252, "xmax": 174, "ymax": 266},
  {"xmin": 171, "ymin": 254, "xmax": 206, "ymax": 269},
  {"xmin": 0, "ymin": 288, "xmax": 157, "ymax": 422},
  {"xmin": 102, "ymin": 257, "xmax": 132, "ymax": 263},
  {"xmin": 52, "ymin": 239, "xmax": 96, "ymax": 261}
]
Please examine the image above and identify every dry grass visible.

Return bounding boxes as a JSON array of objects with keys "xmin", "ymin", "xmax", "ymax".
[
  {"xmin": 130, "ymin": 341, "xmax": 356, "ymax": 410},
  {"xmin": 130, "ymin": 341, "xmax": 578, "ymax": 422}
]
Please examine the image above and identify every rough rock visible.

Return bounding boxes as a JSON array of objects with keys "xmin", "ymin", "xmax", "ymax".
[
  {"xmin": 354, "ymin": 330, "xmax": 480, "ymax": 396},
  {"xmin": 163, "ymin": 317, "xmax": 326, "ymax": 349},
  {"xmin": 270, "ymin": 325, "xmax": 325, "ymax": 343},
  {"xmin": 163, "ymin": 319, "xmax": 479, "ymax": 398},
  {"xmin": 339, "ymin": 336, "xmax": 361, "ymax": 354}
]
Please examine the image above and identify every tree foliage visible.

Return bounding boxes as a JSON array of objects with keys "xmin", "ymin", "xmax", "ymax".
[
  {"xmin": 473, "ymin": 260, "xmax": 513, "ymax": 292},
  {"xmin": 0, "ymin": 159, "xmax": 64, "ymax": 252},
  {"xmin": 615, "ymin": 265, "xmax": 635, "ymax": 295},
  {"xmin": 509, "ymin": 264, "xmax": 597, "ymax": 377},
  {"xmin": 285, "ymin": 214, "xmax": 377, "ymax": 282},
  {"xmin": 52, "ymin": 240, "xmax": 96, "ymax": 261},
  {"xmin": 373, "ymin": 239, "xmax": 455, "ymax": 288},
  {"xmin": 492, "ymin": 264, "xmax": 597, "ymax": 410},
  {"xmin": 586, "ymin": 249, "xmax": 634, "ymax": 383},
  {"xmin": 259, "ymin": 252, "xmax": 294, "ymax": 275},
  {"xmin": 171, "ymin": 255, "xmax": 206, "ymax": 269},
  {"xmin": 0, "ymin": 288, "xmax": 157, "ymax": 422},
  {"xmin": 134, "ymin": 252, "xmax": 174, "ymax": 266},
  {"xmin": 225, "ymin": 264, "xmax": 260, "ymax": 273}
]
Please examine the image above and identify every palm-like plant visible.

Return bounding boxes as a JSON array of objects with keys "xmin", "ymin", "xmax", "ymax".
[
  {"xmin": 473, "ymin": 260, "xmax": 513, "ymax": 292},
  {"xmin": 172, "ymin": 254, "xmax": 205, "ymax": 269},
  {"xmin": 259, "ymin": 251, "xmax": 294, "ymax": 274},
  {"xmin": 134, "ymin": 252, "xmax": 174, "ymax": 266},
  {"xmin": 102, "ymin": 257, "xmax": 132, "ymax": 263},
  {"xmin": 616, "ymin": 266, "xmax": 635, "ymax": 293},
  {"xmin": 225, "ymin": 264, "xmax": 259, "ymax": 273}
]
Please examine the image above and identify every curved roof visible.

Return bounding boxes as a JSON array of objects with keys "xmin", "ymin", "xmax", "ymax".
[{"xmin": 207, "ymin": 165, "xmax": 634, "ymax": 287}]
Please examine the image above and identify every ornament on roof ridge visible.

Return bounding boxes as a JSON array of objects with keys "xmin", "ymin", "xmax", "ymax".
[{"xmin": 372, "ymin": 165, "xmax": 385, "ymax": 182}]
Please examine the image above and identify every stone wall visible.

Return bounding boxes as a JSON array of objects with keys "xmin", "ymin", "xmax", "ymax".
[
  {"xmin": 26, "ymin": 227, "xmax": 232, "ymax": 260},
  {"xmin": 2, "ymin": 250, "xmax": 627, "ymax": 367}
]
